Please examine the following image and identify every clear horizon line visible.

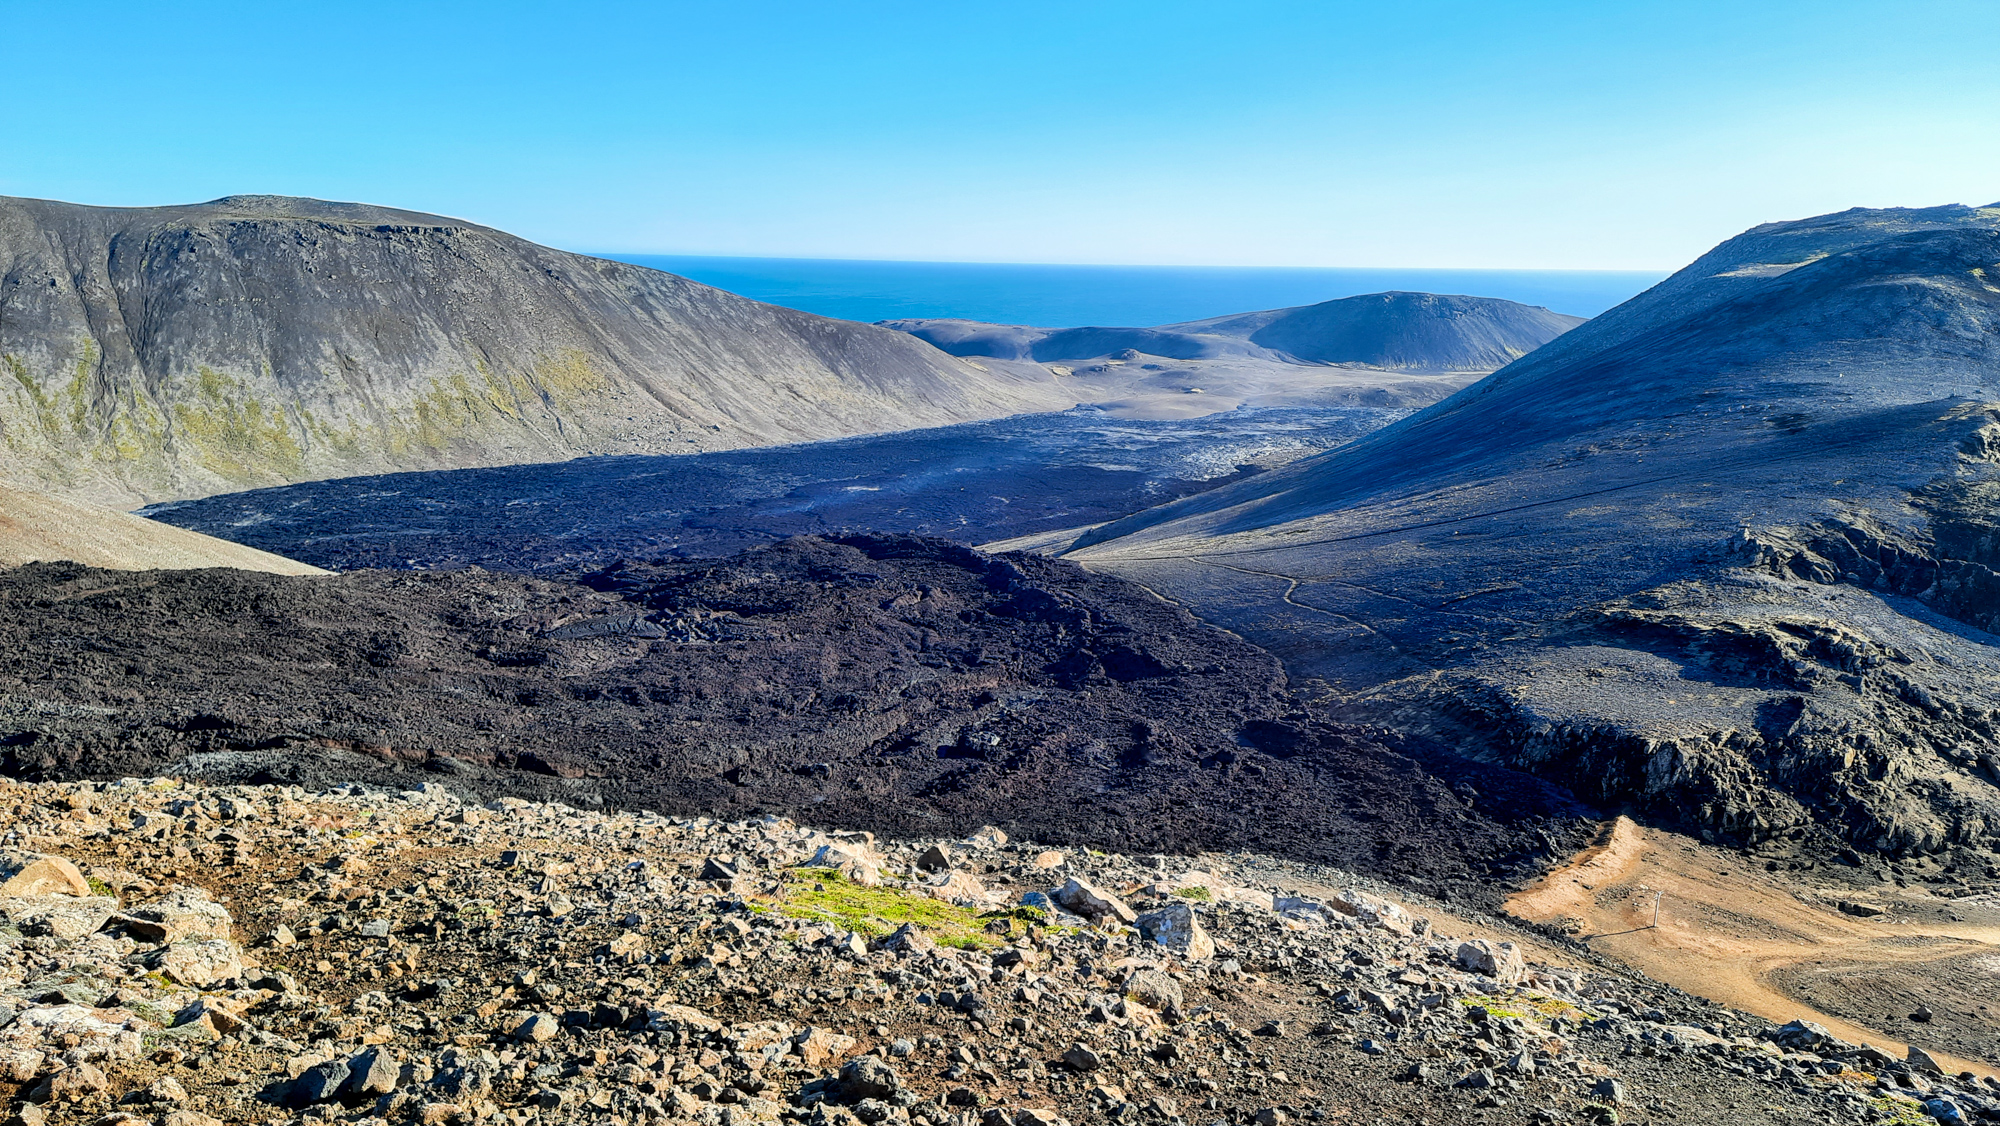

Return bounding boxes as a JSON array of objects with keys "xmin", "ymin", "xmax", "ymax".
[{"xmin": 582, "ymin": 250, "xmax": 1677, "ymax": 276}]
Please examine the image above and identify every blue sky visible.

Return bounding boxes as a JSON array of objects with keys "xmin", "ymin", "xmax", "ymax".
[{"xmin": 3, "ymin": 1, "xmax": 1996, "ymax": 270}]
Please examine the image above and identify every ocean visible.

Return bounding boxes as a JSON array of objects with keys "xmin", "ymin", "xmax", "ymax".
[{"xmin": 599, "ymin": 254, "xmax": 1665, "ymax": 325}]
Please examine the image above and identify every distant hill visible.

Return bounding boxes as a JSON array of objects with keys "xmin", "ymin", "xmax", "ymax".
[
  {"xmin": 0, "ymin": 195, "xmax": 1071, "ymax": 505},
  {"xmin": 1053, "ymin": 201, "xmax": 2000, "ymax": 859},
  {"xmin": 0, "ymin": 481, "xmax": 324, "ymax": 574},
  {"xmin": 883, "ymin": 291, "xmax": 1584, "ymax": 369}
]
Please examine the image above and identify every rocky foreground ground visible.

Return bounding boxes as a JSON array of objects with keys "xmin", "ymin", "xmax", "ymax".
[{"xmin": 0, "ymin": 777, "xmax": 1983, "ymax": 1126}]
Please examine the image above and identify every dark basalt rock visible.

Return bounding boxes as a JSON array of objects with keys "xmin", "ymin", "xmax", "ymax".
[{"xmin": 0, "ymin": 534, "xmax": 1590, "ymax": 906}]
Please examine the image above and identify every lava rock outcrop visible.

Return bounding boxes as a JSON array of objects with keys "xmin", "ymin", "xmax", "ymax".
[{"xmin": 0, "ymin": 535, "xmax": 1588, "ymax": 905}]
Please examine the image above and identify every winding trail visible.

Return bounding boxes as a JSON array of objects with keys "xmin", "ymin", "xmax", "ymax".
[{"xmin": 1508, "ymin": 817, "xmax": 2000, "ymax": 1078}]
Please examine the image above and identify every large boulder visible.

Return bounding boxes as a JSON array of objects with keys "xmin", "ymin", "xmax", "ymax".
[
  {"xmin": 925, "ymin": 869, "xmax": 998, "ymax": 907},
  {"xmin": 121, "ymin": 887, "xmax": 234, "ymax": 944},
  {"xmin": 0, "ymin": 895, "xmax": 116, "ymax": 941},
  {"xmin": 792, "ymin": 1027, "xmax": 857, "ymax": 1068},
  {"xmin": 152, "ymin": 938, "xmax": 246, "ymax": 988},
  {"xmin": 873, "ymin": 923, "xmax": 936, "ymax": 956},
  {"xmin": 0, "ymin": 852, "xmax": 91, "ymax": 898},
  {"xmin": 1134, "ymin": 903, "xmax": 1214, "ymax": 960},
  {"xmin": 1054, "ymin": 878, "xmax": 1137, "ymax": 924},
  {"xmin": 805, "ymin": 844, "xmax": 880, "ymax": 887},
  {"xmin": 1762, "ymin": 1019, "xmax": 1835, "ymax": 1052},
  {"xmin": 1, "ymin": 1005, "xmax": 144, "ymax": 1066},
  {"xmin": 832, "ymin": 1057, "xmax": 903, "ymax": 1102},
  {"xmin": 1454, "ymin": 940, "xmax": 1525, "ymax": 985},
  {"xmin": 1123, "ymin": 968, "xmax": 1185, "ymax": 1013}
]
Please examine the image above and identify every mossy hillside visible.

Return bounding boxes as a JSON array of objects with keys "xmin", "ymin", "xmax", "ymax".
[
  {"xmin": 169, "ymin": 366, "xmax": 307, "ymax": 482},
  {"xmin": 0, "ymin": 341, "xmax": 619, "ymax": 497},
  {"xmin": 4, "ymin": 341, "xmax": 175, "ymax": 492}
]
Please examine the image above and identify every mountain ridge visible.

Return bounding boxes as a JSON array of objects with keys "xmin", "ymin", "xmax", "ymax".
[
  {"xmin": 0, "ymin": 194, "xmax": 1072, "ymax": 506},
  {"xmin": 883, "ymin": 290, "xmax": 1584, "ymax": 370},
  {"xmin": 1052, "ymin": 201, "xmax": 2000, "ymax": 857}
]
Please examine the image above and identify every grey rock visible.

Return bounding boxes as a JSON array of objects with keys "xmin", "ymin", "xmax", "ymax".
[
  {"xmin": 1063, "ymin": 1046, "xmax": 1104, "ymax": 1072},
  {"xmin": 1121, "ymin": 969, "xmax": 1182, "ymax": 1013},
  {"xmin": 1020, "ymin": 892, "xmax": 1087, "ymax": 927},
  {"xmin": 873, "ymin": 923, "xmax": 935, "ymax": 956},
  {"xmin": 344, "ymin": 1047, "xmax": 399, "ymax": 1098},
  {"xmin": 512, "ymin": 1012, "xmax": 561, "ymax": 1043},
  {"xmin": 833, "ymin": 1058, "xmax": 902, "ymax": 1102},
  {"xmin": 287, "ymin": 1060, "xmax": 350, "ymax": 1107},
  {"xmin": 1765, "ymin": 1019, "xmax": 1833, "ymax": 1051},
  {"xmin": 0, "ymin": 895, "xmax": 116, "ymax": 941},
  {"xmin": 121, "ymin": 887, "xmax": 234, "ymax": 944},
  {"xmin": 1133, "ymin": 903, "xmax": 1214, "ymax": 960},
  {"xmin": 1454, "ymin": 939, "xmax": 1525, "ymax": 984},
  {"xmin": 151, "ymin": 938, "xmax": 244, "ymax": 988},
  {"xmin": 1054, "ymin": 878, "xmax": 1136, "ymax": 924}
]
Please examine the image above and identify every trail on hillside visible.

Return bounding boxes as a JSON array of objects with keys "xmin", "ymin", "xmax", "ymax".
[{"xmin": 1511, "ymin": 817, "xmax": 2000, "ymax": 1074}]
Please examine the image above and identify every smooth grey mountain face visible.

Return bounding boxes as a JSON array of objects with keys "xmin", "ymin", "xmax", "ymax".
[
  {"xmin": 883, "ymin": 290, "xmax": 1584, "ymax": 369},
  {"xmin": 0, "ymin": 195, "xmax": 1072, "ymax": 505},
  {"xmin": 1057, "ymin": 202, "xmax": 2000, "ymax": 857}
]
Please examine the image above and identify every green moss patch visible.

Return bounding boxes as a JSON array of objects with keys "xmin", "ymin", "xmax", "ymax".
[
  {"xmin": 1462, "ymin": 991, "xmax": 1595, "ymax": 1024},
  {"xmin": 773, "ymin": 867, "xmax": 994, "ymax": 949},
  {"xmin": 1868, "ymin": 1094, "xmax": 1931, "ymax": 1126}
]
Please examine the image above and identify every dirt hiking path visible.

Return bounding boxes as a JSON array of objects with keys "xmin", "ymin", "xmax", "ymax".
[{"xmin": 1508, "ymin": 817, "xmax": 2000, "ymax": 1077}]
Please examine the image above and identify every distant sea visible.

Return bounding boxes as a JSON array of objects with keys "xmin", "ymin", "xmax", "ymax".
[{"xmin": 599, "ymin": 254, "xmax": 1666, "ymax": 325}]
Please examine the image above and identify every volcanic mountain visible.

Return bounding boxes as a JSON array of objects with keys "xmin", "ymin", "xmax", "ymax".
[
  {"xmin": 883, "ymin": 291, "xmax": 1583, "ymax": 369},
  {"xmin": 0, "ymin": 195, "xmax": 1074, "ymax": 506},
  {"xmin": 1048, "ymin": 202, "xmax": 2000, "ymax": 859}
]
